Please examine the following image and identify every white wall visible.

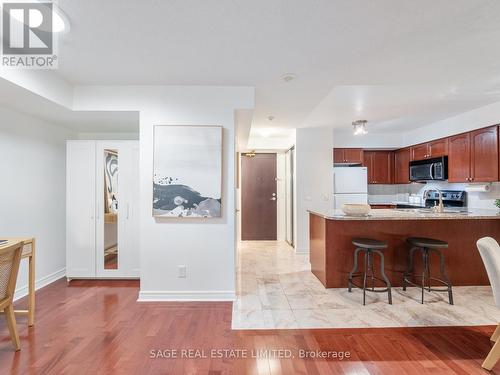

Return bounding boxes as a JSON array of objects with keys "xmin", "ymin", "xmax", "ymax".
[
  {"xmin": 73, "ymin": 86, "xmax": 254, "ymax": 300},
  {"xmin": 0, "ymin": 105, "xmax": 75, "ymax": 299},
  {"xmin": 77, "ymin": 132, "xmax": 139, "ymax": 140},
  {"xmin": 333, "ymin": 129, "xmax": 403, "ymax": 148},
  {"xmin": 402, "ymin": 101, "xmax": 500, "ymax": 146},
  {"xmin": 334, "ymin": 100, "xmax": 500, "ymax": 149},
  {"xmin": 295, "ymin": 127, "xmax": 334, "ymax": 254}
]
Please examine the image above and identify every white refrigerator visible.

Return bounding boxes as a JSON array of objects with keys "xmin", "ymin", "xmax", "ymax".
[{"xmin": 333, "ymin": 167, "xmax": 368, "ymax": 209}]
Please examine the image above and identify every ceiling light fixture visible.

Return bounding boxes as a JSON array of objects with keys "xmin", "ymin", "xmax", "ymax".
[{"xmin": 353, "ymin": 120, "xmax": 368, "ymax": 135}]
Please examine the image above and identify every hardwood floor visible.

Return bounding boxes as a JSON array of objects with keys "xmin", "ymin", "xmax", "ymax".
[{"xmin": 0, "ymin": 279, "xmax": 499, "ymax": 374}]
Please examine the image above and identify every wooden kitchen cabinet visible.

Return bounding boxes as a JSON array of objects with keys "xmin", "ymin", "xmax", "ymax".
[
  {"xmin": 410, "ymin": 143, "xmax": 429, "ymax": 161},
  {"xmin": 470, "ymin": 126, "xmax": 498, "ymax": 182},
  {"xmin": 410, "ymin": 138, "xmax": 448, "ymax": 161},
  {"xmin": 394, "ymin": 148, "xmax": 411, "ymax": 184},
  {"xmin": 448, "ymin": 126, "xmax": 498, "ymax": 182},
  {"xmin": 364, "ymin": 151, "xmax": 393, "ymax": 184},
  {"xmin": 333, "ymin": 148, "xmax": 363, "ymax": 164},
  {"xmin": 428, "ymin": 138, "xmax": 449, "ymax": 157},
  {"xmin": 448, "ymin": 133, "xmax": 470, "ymax": 182}
]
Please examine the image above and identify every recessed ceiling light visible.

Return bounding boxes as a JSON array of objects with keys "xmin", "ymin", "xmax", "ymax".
[{"xmin": 281, "ymin": 73, "xmax": 297, "ymax": 82}]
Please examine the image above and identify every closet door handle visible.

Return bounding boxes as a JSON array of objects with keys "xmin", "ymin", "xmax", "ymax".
[{"xmin": 126, "ymin": 203, "xmax": 130, "ymax": 220}]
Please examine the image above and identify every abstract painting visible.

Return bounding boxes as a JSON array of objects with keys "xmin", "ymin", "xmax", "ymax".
[{"xmin": 153, "ymin": 125, "xmax": 222, "ymax": 218}]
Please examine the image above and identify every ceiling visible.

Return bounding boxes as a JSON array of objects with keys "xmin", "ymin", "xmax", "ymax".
[
  {"xmin": 0, "ymin": 78, "xmax": 139, "ymax": 133},
  {"xmin": 52, "ymin": 0, "xmax": 500, "ymax": 135}
]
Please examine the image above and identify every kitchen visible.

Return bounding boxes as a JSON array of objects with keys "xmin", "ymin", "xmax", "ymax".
[
  {"xmin": 310, "ymin": 123, "xmax": 500, "ymax": 292},
  {"xmin": 332, "ymin": 124, "xmax": 499, "ymax": 211}
]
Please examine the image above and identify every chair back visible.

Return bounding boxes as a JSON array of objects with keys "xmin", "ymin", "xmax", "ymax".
[
  {"xmin": 477, "ymin": 237, "xmax": 500, "ymax": 307},
  {"xmin": 0, "ymin": 241, "xmax": 22, "ymax": 302}
]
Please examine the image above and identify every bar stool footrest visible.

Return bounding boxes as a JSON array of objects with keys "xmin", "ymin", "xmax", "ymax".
[
  {"xmin": 404, "ymin": 276, "xmax": 452, "ymax": 290},
  {"xmin": 349, "ymin": 281, "xmax": 391, "ymax": 293}
]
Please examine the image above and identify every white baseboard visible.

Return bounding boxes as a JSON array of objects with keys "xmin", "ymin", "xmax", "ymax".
[
  {"xmin": 137, "ymin": 290, "xmax": 236, "ymax": 302},
  {"xmin": 295, "ymin": 247, "xmax": 309, "ymax": 255},
  {"xmin": 14, "ymin": 268, "xmax": 66, "ymax": 301}
]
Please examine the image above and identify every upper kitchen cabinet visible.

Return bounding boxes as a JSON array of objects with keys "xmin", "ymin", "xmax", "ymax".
[
  {"xmin": 410, "ymin": 143, "xmax": 429, "ymax": 161},
  {"xmin": 470, "ymin": 126, "xmax": 499, "ymax": 182},
  {"xmin": 448, "ymin": 126, "xmax": 499, "ymax": 182},
  {"xmin": 448, "ymin": 133, "xmax": 471, "ymax": 182},
  {"xmin": 333, "ymin": 148, "xmax": 363, "ymax": 164},
  {"xmin": 394, "ymin": 148, "xmax": 411, "ymax": 184},
  {"xmin": 364, "ymin": 151, "xmax": 393, "ymax": 184},
  {"xmin": 410, "ymin": 138, "xmax": 448, "ymax": 161},
  {"xmin": 428, "ymin": 138, "xmax": 449, "ymax": 157}
]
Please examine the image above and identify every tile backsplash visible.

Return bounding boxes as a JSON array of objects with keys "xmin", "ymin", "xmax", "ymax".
[{"xmin": 369, "ymin": 181, "xmax": 500, "ymax": 209}]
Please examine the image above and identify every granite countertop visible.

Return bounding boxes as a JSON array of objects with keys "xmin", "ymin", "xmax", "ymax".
[{"xmin": 308, "ymin": 208, "xmax": 500, "ymax": 220}]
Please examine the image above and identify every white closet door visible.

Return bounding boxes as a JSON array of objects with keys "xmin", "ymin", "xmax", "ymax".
[{"xmin": 66, "ymin": 141, "xmax": 96, "ymax": 278}]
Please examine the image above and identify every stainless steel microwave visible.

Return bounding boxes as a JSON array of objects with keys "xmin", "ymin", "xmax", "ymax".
[{"xmin": 409, "ymin": 156, "xmax": 448, "ymax": 181}]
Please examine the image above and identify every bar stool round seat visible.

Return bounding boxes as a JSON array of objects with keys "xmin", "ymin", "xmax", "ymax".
[
  {"xmin": 352, "ymin": 238, "xmax": 388, "ymax": 250},
  {"xmin": 407, "ymin": 237, "xmax": 448, "ymax": 249},
  {"xmin": 403, "ymin": 237, "xmax": 453, "ymax": 305},
  {"xmin": 348, "ymin": 238, "xmax": 392, "ymax": 305}
]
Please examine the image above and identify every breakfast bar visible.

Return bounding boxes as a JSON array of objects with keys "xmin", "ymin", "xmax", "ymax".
[{"xmin": 309, "ymin": 209, "xmax": 500, "ymax": 288}]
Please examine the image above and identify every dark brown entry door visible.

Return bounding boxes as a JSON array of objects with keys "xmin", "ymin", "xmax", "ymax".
[{"xmin": 241, "ymin": 153, "xmax": 277, "ymax": 240}]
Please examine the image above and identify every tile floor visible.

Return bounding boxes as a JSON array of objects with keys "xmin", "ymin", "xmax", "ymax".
[{"xmin": 232, "ymin": 241, "xmax": 500, "ymax": 329}]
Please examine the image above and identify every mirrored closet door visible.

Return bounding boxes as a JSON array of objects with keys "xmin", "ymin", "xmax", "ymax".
[{"xmin": 95, "ymin": 141, "xmax": 140, "ymax": 278}]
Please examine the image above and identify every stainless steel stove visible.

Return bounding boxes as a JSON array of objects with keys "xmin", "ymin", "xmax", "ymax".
[
  {"xmin": 424, "ymin": 190, "xmax": 467, "ymax": 208},
  {"xmin": 396, "ymin": 190, "xmax": 467, "ymax": 209}
]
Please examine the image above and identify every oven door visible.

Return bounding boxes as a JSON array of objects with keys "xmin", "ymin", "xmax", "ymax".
[{"xmin": 410, "ymin": 163, "xmax": 433, "ymax": 181}]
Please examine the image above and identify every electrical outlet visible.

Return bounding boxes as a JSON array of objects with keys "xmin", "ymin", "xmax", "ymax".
[{"xmin": 178, "ymin": 265, "xmax": 187, "ymax": 278}]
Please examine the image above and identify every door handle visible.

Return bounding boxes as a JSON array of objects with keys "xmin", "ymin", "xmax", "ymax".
[{"xmin": 270, "ymin": 197, "xmax": 276, "ymax": 201}]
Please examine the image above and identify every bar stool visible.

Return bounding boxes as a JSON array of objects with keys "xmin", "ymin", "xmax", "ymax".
[
  {"xmin": 403, "ymin": 237, "xmax": 454, "ymax": 305},
  {"xmin": 348, "ymin": 238, "xmax": 392, "ymax": 305}
]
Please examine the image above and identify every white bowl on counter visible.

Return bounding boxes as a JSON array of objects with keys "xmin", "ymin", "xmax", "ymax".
[{"xmin": 341, "ymin": 204, "xmax": 371, "ymax": 217}]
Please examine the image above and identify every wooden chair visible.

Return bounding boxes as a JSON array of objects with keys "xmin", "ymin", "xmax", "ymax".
[
  {"xmin": 477, "ymin": 237, "xmax": 500, "ymax": 370},
  {"xmin": 0, "ymin": 241, "xmax": 23, "ymax": 351}
]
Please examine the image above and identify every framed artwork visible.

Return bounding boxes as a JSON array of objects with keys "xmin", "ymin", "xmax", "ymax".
[{"xmin": 153, "ymin": 125, "xmax": 222, "ymax": 218}]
